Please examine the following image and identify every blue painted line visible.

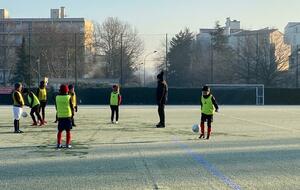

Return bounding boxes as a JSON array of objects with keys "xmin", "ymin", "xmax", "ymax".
[{"xmin": 173, "ymin": 137, "xmax": 242, "ymax": 190}]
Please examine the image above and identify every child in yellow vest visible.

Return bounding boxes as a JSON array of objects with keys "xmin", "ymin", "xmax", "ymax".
[
  {"xmin": 23, "ymin": 88, "xmax": 44, "ymax": 126},
  {"xmin": 110, "ymin": 85, "xmax": 122, "ymax": 124},
  {"xmin": 199, "ymin": 86, "xmax": 219, "ymax": 140},
  {"xmin": 68, "ymin": 84, "xmax": 78, "ymax": 126},
  {"xmin": 37, "ymin": 81, "xmax": 47, "ymax": 123},
  {"xmin": 12, "ymin": 83, "xmax": 25, "ymax": 133},
  {"xmin": 55, "ymin": 84, "xmax": 74, "ymax": 149}
]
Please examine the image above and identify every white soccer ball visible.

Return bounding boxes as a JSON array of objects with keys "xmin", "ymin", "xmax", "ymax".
[
  {"xmin": 192, "ymin": 124, "xmax": 199, "ymax": 133},
  {"xmin": 21, "ymin": 111, "xmax": 28, "ymax": 118}
]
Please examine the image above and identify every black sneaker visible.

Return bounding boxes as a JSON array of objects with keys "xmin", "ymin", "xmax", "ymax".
[
  {"xmin": 199, "ymin": 134, "xmax": 205, "ymax": 139},
  {"xmin": 66, "ymin": 144, "xmax": 72, "ymax": 149},
  {"xmin": 14, "ymin": 130, "xmax": 24, "ymax": 133},
  {"xmin": 206, "ymin": 135, "xmax": 210, "ymax": 140},
  {"xmin": 156, "ymin": 124, "xmax": 165, "ymax": 128},
  {"xmin": 56, "ymin": 144, "xmax": 63, "ymax": 149}
]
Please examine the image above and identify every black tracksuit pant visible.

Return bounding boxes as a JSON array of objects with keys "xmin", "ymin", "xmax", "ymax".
[
  {"xmin": 110, "ymin": 105, "xmax": 119, "ymax": 122},
  {"xmin": 158, "ymin": 104, "xmax": 165, "ymax": 125},
  {"xmin": 31, "ymin": 105, "xmax": 42, "ymax": 123},
  {"xmin": 39, "ymin": 101, "xmax": 46, "ymax": 120}
]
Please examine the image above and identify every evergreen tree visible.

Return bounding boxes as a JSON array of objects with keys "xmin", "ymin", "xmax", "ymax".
[
  {"xmin": 210, "ymin": 21, "xmax": 228, "ymax": 51},
  {"xmin": 168, "ymin": 28, "xmax": 194, "ymax": 87},
  {"xmin": 209, "ymin": 22, "xmax": 235, "ymax": 83},
  {"xmin": 12, "ymin": 37, "xmax": 31, "ymax": 86}
]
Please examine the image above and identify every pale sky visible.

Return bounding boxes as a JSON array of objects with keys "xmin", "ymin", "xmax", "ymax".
[
  {"xmin": 1, "ymin": 0, "xmax": 300, "ymax": 33},
  {"xmin": 1, "ymin": 0, "xmax": 300, "ymax": 75}
]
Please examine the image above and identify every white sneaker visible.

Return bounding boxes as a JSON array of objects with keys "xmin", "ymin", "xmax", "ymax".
[{"xmin": 115, "ymin": 121, "xmax": 119, "ymax": 124}]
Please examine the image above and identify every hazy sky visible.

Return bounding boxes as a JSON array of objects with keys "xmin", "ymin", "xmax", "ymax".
[
  {"xmin": 1, "ymin": 0, "xmax": 300, "ymax": 73},
  {"xmin": 1, "ymin": 0, "xmax": 300, "ymax": 33}
]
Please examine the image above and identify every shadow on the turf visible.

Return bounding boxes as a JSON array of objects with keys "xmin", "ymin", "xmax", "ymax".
[
  {"xmin": 81, "ymin": 138, "xmax": 199, "ymax": 146},
  {"xmin": 0, "ymin": 125, "xmax": 14, "ymax": 128},
  {"xmin": 30, "ymin": 142, "xmax": 90, "ymax": 158},
  {"xmin": 24, "ymin": 129, "xmax": 56, "ymax": 133},
  {"xmin": 0, "ymin": 142, "xmax": 90, "ymax": 158},
  {"xmin": 95, "ymin": 125, "xmax": 254, "ymax": 138},
  {"xmin": 213, "ymin": 132, "xmax": 253, "ymax": 137},
  {"xmin": 0, "ymin": 131, "xmax": 15, "ymax": 134}
]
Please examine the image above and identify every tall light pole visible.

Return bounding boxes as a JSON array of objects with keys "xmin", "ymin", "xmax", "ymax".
[
  {"xmin": 139, "ymin": 62, "xmax": 143, "ymax": 87},
  {"xmin": 210, "ymin": 38, "xmax": 214, "ymax": 84},
  {"xmin": 143, "ymin": 50, "xmax": 157, "ymax": 87},
  {"xmin": 297, "ymin": 45, "xmax": 300, "ymax": 88},
  {"xmin": 120, "ymin": 34, "xmax": 123, "ymax": 86},
  {"xmin": 74, "ymin": 33, "xmax": 78, "ymax": 88},
  {"xmin": 165, "ymin": 33, "xmax": 168, "ymax": 82},
  {"xmin": 37, "ymin": 58, "xmax": 40, "ymax": 84}
]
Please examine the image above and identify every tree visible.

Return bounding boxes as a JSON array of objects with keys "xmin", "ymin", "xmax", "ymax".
[
  {"xmin": 93, "ymin": 17, "xmax": 144, "ymax": 84},
  {"xmin": 12, "ymin": 37, "xmax": 31, "ymax": 86},
  {"xmin": 0, "ymin": 33, "xmax": 17, "ymax": 86},
  {"xmin": 189, "ymin": 40, "xmax": 211, "ymax": 86},
  {"xmin": 233, "ymin": 30, "xmax": 291, "ymax": 87},
  {"xmin": 209, "ymin": 22, "xmax": 235, "ymax": 84},
  {"xmin": 155, "ymin": 38, "xmax": 168, "ymax": 83},
  {"xmin": 168, "ymin": 28, "xmax": 194, "ymax": 87},
  {"xmin": 211, "ymin": 21, "xmax": 228, "ymax": 50},
  {"xmin": 29, "ymin": 26, "xmax": 87, "ymax": 80}
]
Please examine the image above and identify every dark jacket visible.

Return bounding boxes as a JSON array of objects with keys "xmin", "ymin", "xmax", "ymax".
[{"xmin": 156, "ymin": 80, "xmax": 168, "ymax": 105}]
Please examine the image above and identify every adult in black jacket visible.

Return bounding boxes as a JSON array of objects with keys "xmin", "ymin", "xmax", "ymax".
[{"xmin": 156, "ymin": 71, "xmax": 168, "ymax": 128}]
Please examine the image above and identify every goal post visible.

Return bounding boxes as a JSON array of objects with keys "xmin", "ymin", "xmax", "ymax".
[{"xmin": 205, "ymin": 84, "xmax": 265, "ymax": 105}]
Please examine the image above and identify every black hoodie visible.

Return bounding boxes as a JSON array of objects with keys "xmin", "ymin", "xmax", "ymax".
[{"xmin": 156, "ymin": 79, "xmax": 168, "ymax": 105}]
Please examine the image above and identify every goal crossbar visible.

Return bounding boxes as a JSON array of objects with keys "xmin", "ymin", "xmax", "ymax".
[{"xmin": 206, "ymin": 84, "xmax": 265, "ymax": 105}]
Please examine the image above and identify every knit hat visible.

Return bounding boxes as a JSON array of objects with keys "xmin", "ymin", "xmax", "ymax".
[
  {"xmin": 202, "ymin": 85, "xmax": 210, "ymax": 92},
  {"xmin": 39, "ymin": 81, "xmax": 45, "ymax": 88},
  {"xmin": 112, "ymin": 85, "xmax": 119, "ymax": 92},
  {"xmin": 68, "ymin": 84, "xmax": 74, "ymax": 90},
  {"xmin": 157, "ymin": 71, "xmax": 164, "ymax": 80},
  {"xmin": 60, "ymin": 84, "xmax": 69, "ymax": 94},
  {"xmin": 14, "ymin": 82, "xmax": 22, "ymax": 89},
  {"xmin": 22, "ymin": 88, "xmax": 29, "ymax": 94}
]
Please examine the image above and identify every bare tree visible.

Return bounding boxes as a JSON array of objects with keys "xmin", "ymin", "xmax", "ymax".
[
  {"xmin": 233, "ymin": 30, "xmax": 291, "ymax": 87},
  {"xmin": 0, "ymin": 44, "xmax": 16, "ymax": 85},
  {"xmin": 93, "ymin": 17, "xmax": 144, "ymax": 84},
  {"xmin": 30, "ymin": 26, "xmax": 84, "ymax": 79}
]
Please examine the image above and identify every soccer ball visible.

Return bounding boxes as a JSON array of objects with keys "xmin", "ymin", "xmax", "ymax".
[
  {"xmin": 192, "ymin": 124, "xmax": 199, "ymax": 133},
  {"xmin": 21, "ymin": 112, "xmax": 28, "ymax": 118}
]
